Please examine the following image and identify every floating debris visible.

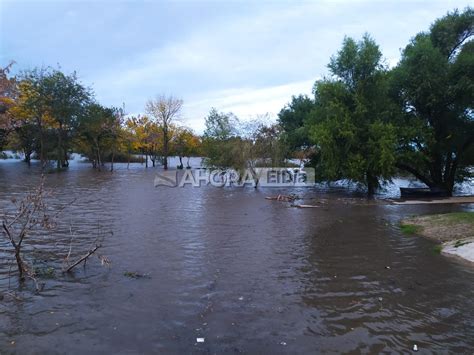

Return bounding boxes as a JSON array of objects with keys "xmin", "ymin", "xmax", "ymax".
[
  {"xmin": 123, "ymin": 271, "xmax": 151, "ymax": 279},
  {"xmin": 196, "ymin": 338, "xmax": 205, "ymax": 343},
  {"xmin": 292, "ymin": 204, "xmax": 320, "ymax": 208},
  {"xmin": 265, "ymin": 194, "xmax": 298, "ymax": 202}
]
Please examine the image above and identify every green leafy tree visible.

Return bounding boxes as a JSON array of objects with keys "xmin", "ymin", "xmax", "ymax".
[
  {"xmin": 202, "ymin": 108, "xmax": 240, "ymax": 168},
  {"xmin": 391, "ymin": 7, "xmax": 474, "ymax": 194},
  {"xmin": 309, "ymin": 35, "xmax": 397, "ymax": 196},
  {"xmin": 278, "ymin": 95, "xmax": 314, "ymax": 154},
  {"xmin": 75, "ymin": 103, "xmax": 117, "ymax": 170}
]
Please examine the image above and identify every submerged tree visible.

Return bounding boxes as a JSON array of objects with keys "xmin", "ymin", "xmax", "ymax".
[
  {"xmin": 391, "ymin": 7, "xmax": 474, "ymax": 194},
  {"xmin": 1, "ymin": 179, "xmax": 54, "ymax": 283}
]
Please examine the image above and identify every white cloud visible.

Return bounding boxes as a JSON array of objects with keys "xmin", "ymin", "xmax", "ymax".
[
  {"xmin": 86, "ymin": 0, "xmax": 474, "ymax": 132},
  {"xmin": 182, "ymin": 78, "xmax": 316, "ymax": 133}
]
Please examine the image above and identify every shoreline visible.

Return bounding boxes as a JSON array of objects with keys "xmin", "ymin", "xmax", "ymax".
[{"xmin": 401, "ymin": 212, "xmax": 474, "ymax": 263}]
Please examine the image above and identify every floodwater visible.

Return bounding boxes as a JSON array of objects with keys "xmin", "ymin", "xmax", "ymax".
[{"xmin": 0, "ymin": 159, "xmax": 474, "ymax": 354}]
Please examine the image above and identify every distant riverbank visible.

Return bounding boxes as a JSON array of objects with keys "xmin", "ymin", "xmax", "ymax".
[{"xmin": 401, "ymin": 212, "xmax": 474, "ymax": 263}]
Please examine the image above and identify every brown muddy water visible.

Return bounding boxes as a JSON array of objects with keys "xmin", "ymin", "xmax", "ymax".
[{"xmin": 0, "ymin": 160, "xmax": 474, "ymax": 354}]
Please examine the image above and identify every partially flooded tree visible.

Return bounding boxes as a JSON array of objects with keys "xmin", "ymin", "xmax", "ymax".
[
  {"xmin": 125, "ymin": 115, "xmax": 161, "ymax": 168},
  {"xmin": 202, "ymin": 108, "xmax": 240, "ymax": 168},
  {"xmin": 18, "ymin": 68, "xmax": 91, "ymax": 169},
  {"xmin": 391, "ymin": 8, "xmax": 474, "ymax": 195},
  {"xmin": 309, "ymin": 35, "xmax": 397, "ymax": 196},
  {"xmin": 173, "ymin": 126, "xmax": 201, "ymax": 169},
  {"xmin": 203, "ymin": 109, "xmax": 287, "ymax": 187},
  {"xmin": 145, "ymin": 95, "xmax": 183, "ymax": 170}
]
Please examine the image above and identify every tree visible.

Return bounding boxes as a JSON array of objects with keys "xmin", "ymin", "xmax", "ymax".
[
  {"xmin": 1, "ymin": 179, "xmax": 54, "ymax": 283},
  {"xmin": 145, "ymin": 95, "xmax": 183, "ymax": 170},
  {"xmin": 105, "ymin": 106, "xmax": 125, "ymax": 172},
  {"xmin": 18, "ymin": 68, "xmax": 91, "ymax": 169},
  {"xmin": 125, "ymin": 115, "xmax": 160, "ymax": 168},
  {"xmin": 278, "ymin": 95, "xmax": 314, "ymax": 153},
  {"xmin": 202, "ymin": 109, "xmax": 287, "ymax": 187},
  {"xmin": 203, "ymin": 107, "xmax": 239, "ymax": 140},
  {"xmin": 391, "ymin": 7, "xmax": 474, "ymax": 195},
  {"xmin": 75, "ymin": 103, "xmax": 116, "ymax": 170},
  {"xmin": 202, "ymin": 108, "xmax": 240, "ymax": 168},
  {"xmin": 173, "ymin": 127, "xmax": 201, "ymax": 169},
  {"xmin": 0, "ymin": 62, "xmax": 18, "ymax": 149},
  {"xmin": 252, "ymin": 123, "xmax": 287, "ymax": 167},
  {"xmin": 308, "ymin": 35, "xmax": 397, "ymax": 196}
]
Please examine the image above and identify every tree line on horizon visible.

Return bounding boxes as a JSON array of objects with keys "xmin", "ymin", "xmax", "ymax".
[
  {"xmin": 0, "ymin": 66, "xmax": 202, "ymax": 171},
  {"xmin": 0, "ymin": 7, "xmax": 473, "ymax": 196}
]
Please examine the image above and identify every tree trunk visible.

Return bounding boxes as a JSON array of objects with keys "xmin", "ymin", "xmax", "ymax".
[
  {"xmin": 163, "ymin": 129, "xmax": 168, "ymax": 170},
  {"xmin": 14, "ymin": 247, "xmax": 25, "ymax": 281},
  {"xmin": 96, "ymin": 145, "xmax": 101, "ymax": 172},
  {"xmin": 110, "ymin": 149, "xmax": 115, "ymax": 172},
  {"xmin": 37, "ymin": 117, "xmax": 45, "ymax": 169},
  {"xmin": 57, "ymin": 123, "xmax": 63, "ymax": 170},
  {"xmin": 24, "ymin": 149, "xmax": 31, "ymax": 166},
  {"xmin": 366, "ymin": 171, "xmax": 377, "ymax": 198}
]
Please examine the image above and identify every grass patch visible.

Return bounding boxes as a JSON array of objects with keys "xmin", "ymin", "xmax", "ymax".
[
  {"xmin": 422, "ymin": 212, "xmax": 474, "ymax": 226},
  {"xmin": 440, "ymin": 212, "xmax": 474, "ymax": 224},
  {"xmin": 400, "ymin": 223, "xmax": 423, "ymax": 235},
  {"xmin": 432, "ymin": 245, "xmax": 443, "ymax": 254}
]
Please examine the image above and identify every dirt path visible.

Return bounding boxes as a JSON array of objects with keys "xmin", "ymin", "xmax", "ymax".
[{"xmin": 392, "ymin": 196, "xmax": 474, "ymax": 205}]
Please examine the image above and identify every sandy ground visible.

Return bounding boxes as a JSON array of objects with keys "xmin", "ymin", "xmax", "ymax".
[
  {"xmin": 443, "ymin": 240, "xmax": 474, "ymax": 263},
  {"xmin": 402, "ymin": 214, "xmax": 474, "ymax": 263}
]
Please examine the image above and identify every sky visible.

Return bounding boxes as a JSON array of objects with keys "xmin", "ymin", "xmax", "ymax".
[{"xmin": 1, "ymin": 0, "xmax": 472, "ymax": 132}]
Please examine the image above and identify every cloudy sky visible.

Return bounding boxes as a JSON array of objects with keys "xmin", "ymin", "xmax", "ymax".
[{"xmin": 1, "ymin": 0, "xmax": 471, "ymax": 131}]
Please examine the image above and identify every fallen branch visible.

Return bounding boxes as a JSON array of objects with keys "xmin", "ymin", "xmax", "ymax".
[
  {"xmin": 265, "ymin": 194, "xmax": 298, "ymax": 202},
  {"xmin": 292, "ymin": 204, "xmax": 320, "ymax": 208},
  {"xmin": 64, "ymin": 245, "xmax": 101, "ymax": 273}
]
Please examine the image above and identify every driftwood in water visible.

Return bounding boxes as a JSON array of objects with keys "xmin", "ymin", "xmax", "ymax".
[
  {"xmin": 292, "ymin": 204, "xmax": 320, "ymax": 208},
  {"xmin": 265, "ymin": 194, "xmax": 298, "ymax": 202}
]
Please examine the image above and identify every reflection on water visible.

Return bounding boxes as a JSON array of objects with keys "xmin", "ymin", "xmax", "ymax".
[{"xmin": 0, "ymin": 160, "xmax": 473, "ymax": 353}]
